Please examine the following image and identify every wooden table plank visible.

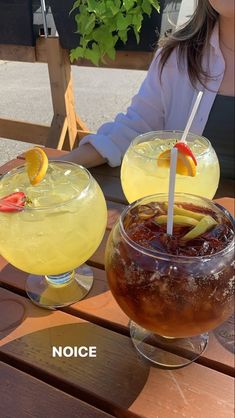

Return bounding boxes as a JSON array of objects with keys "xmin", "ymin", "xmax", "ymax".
[
  {"xmin": 0, "ymin": 287, "xmax": 234, "ymax": 418},
  {"xmin": 90, "ymin": 165, "xmax": 121, "ymax": 178},
  {"xmin": 0, "ymin": 159, "xmax": 24, "ymax": 176},
  {"xmin": 93, "ymin": 173, "xmax": 127, "ymax": 203},
  {"xmin": 0, "ymin": 361, "xmax": 114, "ymax": 418}
]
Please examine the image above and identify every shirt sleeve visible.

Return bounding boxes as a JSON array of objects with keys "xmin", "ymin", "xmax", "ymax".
[{"xmin": 80, "ymin": 49, "xmax": 165, "ymax": 167}]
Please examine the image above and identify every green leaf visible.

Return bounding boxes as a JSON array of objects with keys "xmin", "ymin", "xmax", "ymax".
[
  {"xmin": 93, "ymin": 1, "xmax": 106, "ymax": 17},
  {"xmin": 116, "ymin": 12, "xmax": 132, "ymax": 31},
  {"xmin": 92, "ymin": 26, "xmax": 107, "ymax": 43},
  {"xmin": 83, "ymin": 13, "xmax": 96, "ymax": 35},
  {"xmin": 106, "ymin": 0, "xmax": 120, "ymax": 16},
  {"xmin": 106, "ymin": 46, "xmax": 116, "ymax": 61},
  {"xmin": 101, "ymin": 33, "xmax": 118, "ymax": 63},
  {"xmin": 132, "ymin": 13, "xmax": 143, "ymax": 32},
  {"xmin": 133, "ymin": 27, "xmax": 140, "ymax": 44},
  {"xmin": 87, "ymin": 0, "xmax": 97, "ymax": 12},
  {"xmin": 70, "ymin": 0, "xmax": 161, "ymax": 66},
  {"xmin": 75, "ymin": 6, "xmax": 90, "ymax": 34},
  {"xmin": 103, "ymin": 33, "xmax": 118, "ymax": 50},
  {"xmin": 141, "ymin": 0, "xmax": 152, "ymax": 16},
  {"xmin": 77, "ymin": 4, "xmax": 88, "ymax": 17},
  {"xmin": 107, "ymin": 21, "xmax": 118, "ymax": 32},
  {"xmin": 148, "ymin": 0, "xmax": 160, "ymax": 13},
  {"xmin": 127, "ymin": 5, "xmax": 141, "ymax": 14},
  {"xmin": 70, "ymin": 0, "xmax": 82, "ymax": 14},
  {"xmin": 123, "ymin": 0, "xmax": 135, "ymax": 12},
  {"xmin": 84, "ymin": 44, "xmax": 101, "ymax": 66},
  {"xmin": 118, "ymin": 29, "xmax": 128, "ymax": 43},
  {"xmin": 79, "ymin": 37, "xmax": 90, "ymax": 49},
  {"xmin": 70, "ymin": 47, "xmax": 84, "ymax": 62}
]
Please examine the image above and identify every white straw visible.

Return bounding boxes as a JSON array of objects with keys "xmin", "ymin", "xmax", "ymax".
[
  {"xmin": 180, "ymin": 91, "xmax": 203, "ymax": 143},
  {"xmin": 167, "ymin": 148, "xmax": 178, "ymax": 235}
]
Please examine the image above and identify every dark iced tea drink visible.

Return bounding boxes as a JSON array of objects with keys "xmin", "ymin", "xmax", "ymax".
[{"xmin": 105, "ymin": 194, "xmax": 234, "ymax": 339}]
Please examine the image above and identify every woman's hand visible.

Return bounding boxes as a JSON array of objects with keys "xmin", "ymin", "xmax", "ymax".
[{"xmin": 58, "ymin": 143, "xmax": 107, "ymax": 168}]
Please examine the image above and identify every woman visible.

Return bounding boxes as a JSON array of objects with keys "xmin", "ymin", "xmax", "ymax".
[{"xmin": 64, "ymin": 0, "xmax": 234, "ymax": 179}]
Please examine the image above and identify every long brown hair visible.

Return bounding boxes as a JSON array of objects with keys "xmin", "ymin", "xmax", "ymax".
[{"xmin": 159, "ymin": 0, "xmax": 219, "ymax": 87}]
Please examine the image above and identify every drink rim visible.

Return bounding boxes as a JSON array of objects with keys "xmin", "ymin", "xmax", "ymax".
[
  {"xmin": 130, "ymin": 131, "xmax": 212, "ymax": 160},
  {"xmin": 0, "ymin": 160, "xmax": 93, "ymax": 211},
  {"xmin": 118, "ymin": 192, "xmax": 234, "ymax": 262}
]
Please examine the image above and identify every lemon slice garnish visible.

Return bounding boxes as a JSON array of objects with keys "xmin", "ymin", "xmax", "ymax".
[
  {"xmin": 157, "ymin": 149, "xmax": 197, "ymax": 177},
  {"xmin": 25, "ymin": 147, "xmax": 48, "ymax": 185}
]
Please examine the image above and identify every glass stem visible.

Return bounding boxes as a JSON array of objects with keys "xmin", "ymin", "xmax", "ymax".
[{"xmin": 45, "ymin": 271, "xmax": 74, "ymax": 285}]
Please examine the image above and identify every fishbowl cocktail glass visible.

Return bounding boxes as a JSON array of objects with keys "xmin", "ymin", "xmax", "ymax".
[
  {"xmin": 0, "ymin": 161, "xmax": 107, "ymax": 309},
  {"xmin": 121, "ymin": 131, "xmax": 220, "ymax": 203},
  {"xmin": 105, "ymin": 193, "xmax": 234, "ymax": 368}
]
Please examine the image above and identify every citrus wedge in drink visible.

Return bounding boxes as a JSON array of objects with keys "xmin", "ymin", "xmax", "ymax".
[
  {"xmin": 25, "ymin": 147, "xmax": 48, "ymax": 185},
  {"xmin": 157, "ymin": 142, "xmax": 197, "ymax": 177},
  {"xmin": 174, "ymin": 142, "xmax": 197, "ymax": 165}
]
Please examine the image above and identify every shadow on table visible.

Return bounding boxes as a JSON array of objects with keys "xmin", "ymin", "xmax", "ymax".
[
  {"xmin": 0, "ymin": 322, "xmax": 150, "ymax": 412},
  {"xmin": 0, "ymin": 304, "xmax": 55, "ymax": 343},
  {"xmin": 0, "ymin": 262, "xmax": 55, "ymax": 341},
  {"xmin": 213, "ymin": 314, "xmax": 235, "ymax": 354},
  {"xmin": 0, "ymin": 291, "xmax": 55, "ymax": 342},
  {"xmin": 0, "ymin": 297, "xmax": 27, "ymax": 340}
]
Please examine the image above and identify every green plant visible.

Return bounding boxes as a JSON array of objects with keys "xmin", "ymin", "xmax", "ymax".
[{"xmin": 70, "ymin": 0, "xmax": 160, "ymax": 65}]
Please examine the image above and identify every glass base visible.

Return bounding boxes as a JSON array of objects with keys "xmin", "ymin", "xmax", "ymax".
[
  {"xmin": 25, "ymin": 264, "xmax": 93, "ymax": 310},
  {"xmin": 130, "ymin": 321, "xmax": 208, "ymax": 369}
]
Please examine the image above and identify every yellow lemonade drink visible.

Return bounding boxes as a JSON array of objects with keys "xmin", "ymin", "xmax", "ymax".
[
  {"xmin": 0, "ymin": 162, "xmax": 107, "ymax": 276},
  {"xmin": 121, "ymin": 131, "xmax": 220, "ymax": 203}
]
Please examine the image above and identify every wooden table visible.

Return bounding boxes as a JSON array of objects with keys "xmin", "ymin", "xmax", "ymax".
[{"xmin": 0, "ymin": 149, "xmax": 234, "ymax": 418}]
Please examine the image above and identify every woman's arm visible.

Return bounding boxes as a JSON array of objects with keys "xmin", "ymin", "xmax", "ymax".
[
  {"xmin": 61, "ymin": 49, "xmax": 165, "ymax": 168},
  {"xmin": 60, "ymin": 143, "xmax": 106, "ymax": 168}
]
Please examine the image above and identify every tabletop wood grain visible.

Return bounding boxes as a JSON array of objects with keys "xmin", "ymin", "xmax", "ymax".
[{"xmin": 0, "ymin": 361, "xmax": 115, "ymax": 418}]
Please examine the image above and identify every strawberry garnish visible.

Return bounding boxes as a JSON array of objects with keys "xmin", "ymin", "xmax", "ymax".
[
  {"xmin": 0, "ymin": 192, "xmax": 26, "ymax": 212},
  {"xmin": 174, "ymin": 142, "xmax": 197, "ymax": 166}
]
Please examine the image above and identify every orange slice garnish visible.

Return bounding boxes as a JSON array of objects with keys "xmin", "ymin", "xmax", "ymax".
[
  {"xmin": 25, "ymin": 147, "xmax": 48, "ymax": 185},
  {"xmin": 174, "ymin": 142, "xmax": 197, "ymax": 165},
  {"xmin": 158, "ymin": 149, "xmax": 196, "ymax": 177}
]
